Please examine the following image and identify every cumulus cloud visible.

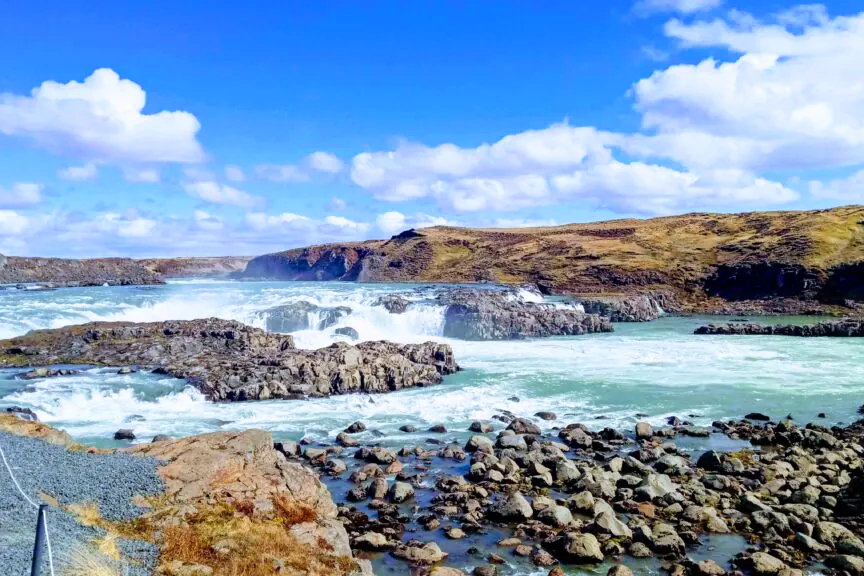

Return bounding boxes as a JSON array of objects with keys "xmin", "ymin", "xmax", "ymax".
[
  {"xmin": 58, "ymin": 163, "xmax": 98, "ymax": 182},
  {"xmin": 0, "ymin": 210, "xmax": 32, "ymax": 236},
  {"xmin": 224, "ymin": 165, "xmax": 245, "ymax": 182},
  {"xmin": 306, "ymin": 152, "xmax": 344, "ymax": 174},
  {"xmin": 635, "ymin": 0, "xmax": 723, "ymax": 15},
  {"xmin": 376, "ymin": 211, "xmax": 453, "ymax": 235},
  {"xmin": 0, "ymin": 68, "xmax": 204, "ymax": 164},
  {"xmin": 347, "ymin": 5, "xmax": 864, "ymax": 215},
  {"xmin": 809, "ymin": 169, "xmax": 864, "ymax": 200},
  {"xmin": 184, "ymin": 181, "xmax": 264, "ymax": 208},
  {"xmin": 256, "ymin": 152, "xmax": 345, "ymax": 183},
  {"xmin": 0, "ymin": 183, "xmax": 44, "ymax": 208},
  {"xmin": 621, "ymin": 8, "xmax": 864, "ymax": 172}
]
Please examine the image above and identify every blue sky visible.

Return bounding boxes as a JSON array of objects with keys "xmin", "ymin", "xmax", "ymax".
[{"xmin": 1, "ymin": 0, "xmax": 863, "ymax": 257}]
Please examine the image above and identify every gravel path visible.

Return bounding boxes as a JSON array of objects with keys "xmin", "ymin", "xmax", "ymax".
[{"xmin": 0, "ymin": 430, "xmax": 164, "ymax": 576}]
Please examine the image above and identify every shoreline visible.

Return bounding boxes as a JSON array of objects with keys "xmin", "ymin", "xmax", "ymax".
[{"xmin": 3, "ymin": 409, "xmax": 863, "ymax": 576}]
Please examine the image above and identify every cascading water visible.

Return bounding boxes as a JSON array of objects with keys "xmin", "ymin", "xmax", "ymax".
[{"xmin": 2, "ymin": 278, "xmax": 863, "ymax": 449}]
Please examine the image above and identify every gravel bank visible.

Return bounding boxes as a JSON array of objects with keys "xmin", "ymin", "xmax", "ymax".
[{"xmin": 0, "ymin": 430, "xmax": 164, "ymax": 576}]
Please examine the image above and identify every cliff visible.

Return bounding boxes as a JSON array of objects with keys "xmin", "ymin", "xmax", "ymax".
[
  {"xmin": 139, "ymin": 256, "xmax": 252, "ymax": 278},
  {"xmin": 233, "ymin": 206, "xmax": 864, "ymax": 308}
]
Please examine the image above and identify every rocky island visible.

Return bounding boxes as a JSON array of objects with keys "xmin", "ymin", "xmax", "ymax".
[{"xmin": 0, "ymin": 318, "xmax": 459, "ymax": 401}]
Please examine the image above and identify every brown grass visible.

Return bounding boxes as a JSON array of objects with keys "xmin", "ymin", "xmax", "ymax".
[
  {"xmin": 60, "ymin": 543, "xmax": 121, "ymax": 576},
  {"xmin": 272, "ymin": 493, "xmax": 316, "ymax": 526},
  {"xmin": 159, "ymin": 500, "xmax": 355, "ymax": 576}
]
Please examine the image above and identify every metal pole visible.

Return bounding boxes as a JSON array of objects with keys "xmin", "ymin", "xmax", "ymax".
[{"xmin": 30, "ymin": 504, "xmax": 47, "ymax": 576}]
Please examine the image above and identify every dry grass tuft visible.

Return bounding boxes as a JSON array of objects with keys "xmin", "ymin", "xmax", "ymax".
[
  {"xmin": 60, "ymin": 543, "xmax": 122, "ymax": 576},
  {"xmin": 272, "ymin": 493, "xmax": 316, "ymax": 526},
  {"xmin": 67, "ymin": 502, "xmax": 103, "ymax": 527},
  {"xmin": 159, "ymin": 500, "xmax": 356, "ymax": 575}
]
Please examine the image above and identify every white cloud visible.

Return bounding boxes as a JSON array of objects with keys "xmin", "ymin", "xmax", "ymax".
[
  {"xmin": 224, "ymin": 165, "xmax": 245, "ymax": 182},
  {"xmin": 376, "ymin": 211, "xmax": 407, "ymax": 235},
  {"xmin": 0, "ymin": 183, "xmax": 44, "ymax": 208},
  {"xmin": 635, "ymin": 0, "xmax": 722, "ymax": 15},
  {"xmin": 58, "ymin": 163, "xmax": 98, "ymax": 181},
  {"xmin": 322, "ymin": 215, "xmax": 369, "ymax": 234},
  {"xmin": 0, "ymin": 68, "xmax": 204, "ymax": 164},
  {"xmin": 245, "ymin": 212, "xmax": 312, "ymax": 232},
  {"xmin": 307, "ymin": 151, "xmax": 344, "ymax": 174},
  {"xmin": 376, "ymin": 211, "xmax": 453, "ymax": 235},
  {"xmin": 809, "ymin": 169, "xmax": 864, "ymax": 200},
  {"xmin": 123, "ymin": 168, "xmax": 161, "ymax": 184},
  {"xmin": 623, "ymin": 9, "xmax": 864, "ymax": 172},
  {"xmin": 184, "ymin": 181, "xmax": 264, "ymax": 208},
  {"xmin": 0, "ymin": 210, "xmax": 32, "ymax": 235},
  {"xmin": 255, "ymin": 152, "xmax": 345, "ymax": 183}
]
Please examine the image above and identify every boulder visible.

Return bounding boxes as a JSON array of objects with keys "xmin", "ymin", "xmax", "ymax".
[
  {"xmin": 388, "ymin": 481, "xmax": 415, "ymax": 503},
  {"xmin": 392, "ymin": 542, "xmax": 448, "ymax": 565},
  {"xmin": 635, "ymin": 422, "xmax": 653, "ymax": 439},
  {"xmin": 334, "ymin": 327, "xmax": 360, "ymax": 340},
  {"xmin": 554, "ymin": 533, "xmax": 604, "ymax": 563},
  {"xmin": 537, "ymin": 505, "xmax": 574, "ymax": 528},
  {"xmin": 114, "ymin": 429, "xmax": 135, "ymax": 440},
  {"xmin": 747, "ymin": 553, "xmax": 788, "ymax": 576},
  {"xmin": 634, "ymin": 474, "xmax": 677, "ymax": 501},
  {"xmin": 465, "ymin": 435, "xmax": 494, "ymax": 453},
  {"xmin": 826, "ymin": 555, "xmax": 864, "ymax": 575},
  {"xmin": 488, "ymin": 492, "xmax": 533, "ymax": 522}
]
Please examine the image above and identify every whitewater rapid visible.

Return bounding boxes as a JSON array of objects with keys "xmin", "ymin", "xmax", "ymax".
[{"xmin": 2, "ymin": 279, "xmax": 863, "ymax": 447}]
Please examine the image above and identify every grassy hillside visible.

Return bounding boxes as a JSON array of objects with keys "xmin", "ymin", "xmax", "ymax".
[{"xmin": 236, "ymin": 206, "xmax": 864, "ymax": 305}]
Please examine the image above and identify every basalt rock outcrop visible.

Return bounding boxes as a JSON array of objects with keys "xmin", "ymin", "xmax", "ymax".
[
  {"xmin": 695, "ymin": 319, "xmax": 864, "ymax": 337},
  {"xmin": 258, "ymin": 301, "xmax": 353, "ymax": 332},
  {"xmin": 437, "ymin": 288, "xmax": 613, "ymax": 340},
  {"xmin": 0, "ymin": 318, "xmax": 458, "ymax": 401},
  {"xmin": 577, "ymin": 293, "xmax": 676, "ymax": 322}
]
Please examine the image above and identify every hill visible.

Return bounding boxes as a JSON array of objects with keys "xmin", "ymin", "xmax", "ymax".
[{"xmin": 234, "ymin": 206, "xmax": 864, "ymax": 308}]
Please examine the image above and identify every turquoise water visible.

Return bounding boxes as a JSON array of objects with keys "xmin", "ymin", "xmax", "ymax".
[{"xmin": 1, "ymin": 279, "xmax": 862, "ymax": 448}]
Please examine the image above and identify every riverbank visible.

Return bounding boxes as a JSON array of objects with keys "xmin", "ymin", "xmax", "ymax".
[{"xmin": 3, "ymin": 406, "xmax": 864, "ymax": 576}]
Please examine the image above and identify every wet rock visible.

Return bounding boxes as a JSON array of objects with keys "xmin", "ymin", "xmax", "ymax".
[
  {"xmin": 376, "ymin": 295, "xmax": 410, "ymax": 314},
  {"xmin": 274, "ymin": 440, "xmax": 300, "ymax": 458},
  {"xmin": 399, "ymin": 425, "xmax": 417, "ymax": 433},
  {"xmin": 636, "ymin": 422, "xmax": 653, "ymax": 439},
  {"xmin": 152, "ymin": 434, "xmax": 172, "ymax": 442},
  {"xmin": 825, "ymin": 555, "xmax": 864, "ymax": 575},
  {"xmin": 113, "ymin": 428, "xmax": 135, "ymax": 440},
  {"xmin": 336, "ymin": 432, "xmax": 360, "ymax": 447},
  {"xmin": 746, "ymin": 552, "xmax": 788, "ymax": 576},
  {"xmin": 473, "ymin": 568, "xmax": 498, "ymax": 576},
  {"xmin": 446, "ymin": 527, "xmax": 466, "ymax": 540},
  {"xmin": 535, "ymin": 411, "xmax": 557, "ymax": 421},
  {"xmin": 537, "ymin": 505, "xmax": 574, "ymax": 528},
  {"xmin": 508, "ymin": 418, "xmax": 542, "ymax": 435},
  {"xmin": 695, "ymin": 560, "xmax": 726, "ymax": 576},
  {"xmin": 5, "ymin": 406, "xmax": 37, "ymax": 421},
  {"xmin": 466, "ymin": 435, "xmax": 494, "ymax": 453},
  {"xmin": 652, "ymin": 523, "xmax": 685, "ymax": 555},
  {"xmin": 634, "ymin": 474, "xmax": 677, "ymax": 501},
  {"xmin": 488, "ymin": 492, "xmax": 533, "ymax": 522},
  {"xmin": 354, "ymin": 532, "xmax": 394, "ymax": 551},
  {"xmin": 392, "ymin": 541, "xmax": 448, "ymax": 565},
  {"xmin": 697, "ymin": 450, "xmax": 723, "ymax": 471},
  {"xmin": 567, "ymin": 491, "xmax": 595, "ymax": 513},
  {"xmin": 470, "ymin": 421, "xmax": 493, "ymax": 433},
  {"xmin": 388, "ymin": 481, "xmax": 414, "ymax": 503},
  {"xmin": 744, "ymin": 412, "xmax": 771, "ymax": 421},
  {"xmin": 629, "ymin": 542, "xmax": 653, "ymax": 558},
  {"xmin": 496, "ymin": 434, "xmax": 528, "ymax": 451},
  {"xmin": 814, "ymin": 521, "xmax": 864, "ymax": 554},
  {"xmin": 607, "ymin": 566, "xmax": 634, "ymax": 576},
  {"xmin": 428, "ymin": 424, "xmax": 448, "ymax": 433},
  {"xmin": 554, "ymin": 532, "xmax": 604, "ymax": 563},
  {"xmin": 438, "ymin": 288, "xmax": 613, "ymax": 340},
  {"xmin": 593, "ymin": 510, "xmax": 632, "ymax": 539},
  {"xmin": 334, "ymin": 327, "xmax": 360, "ymax": 340}
]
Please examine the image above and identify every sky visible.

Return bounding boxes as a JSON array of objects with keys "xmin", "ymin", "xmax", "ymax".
[{"xmin": 1, "ymin": 0, "xmax": 864, "ymax": 257}]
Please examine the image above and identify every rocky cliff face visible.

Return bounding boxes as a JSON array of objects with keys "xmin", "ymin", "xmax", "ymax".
[
  {"xmin": 0, "ymin": 318, "xmax": 459, "ymax": 401},
  {"xmin": 139, "ymin": 256, "xmax": 253, "ymax": 278},
  {"xmin": 0, "ymin": 256, "xmax": 163, "ymax": 287},
  {"xmin": 232, "ymin": 207, "xmax": 864, "ymax": 311}
]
